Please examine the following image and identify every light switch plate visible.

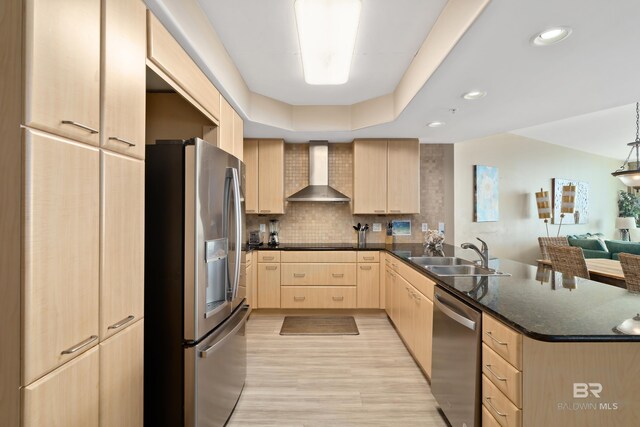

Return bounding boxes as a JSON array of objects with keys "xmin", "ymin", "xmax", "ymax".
[
  {"xmin": 422, "ymin": 223, "xmax": 429, "ymax": 232},
  {"xmin": 259, "ymin": 224, "xmax": 266, "ymax": 233},
  {"xmin": 438, "ymin": 222, "xmax": 445, "ymax": 233},
  {"xmin": 372, "ymin": 223, "xmax": 382, "ymax": 232}
]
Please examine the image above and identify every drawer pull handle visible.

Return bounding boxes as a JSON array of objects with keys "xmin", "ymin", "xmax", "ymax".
[
  {"xmin": 246, "ymin": 210, "xmax": 256, "ymax": 213},
  {"xmin": 485, "ymin": 364, "xmax": 507, "ymax": 381},
  {"xmin": 61, "ymin": 120, "xmax": 98, "ymax": 134},
  {"xmin": 360, "ymin": 266, "xmax": 372, "ymax": 270},
  {"xmin": 485, "ymin": 331, "xmax": 508, "ymax": 346},
  {"xmin": 332, "ymin": 296, "xmax": 344, "ymax": 301},
  {"xmin": 260, "ymin": 210, "xmax": 271, "ymax": 213},
  {"xmin": 108, "ymin": 136, "xmax": 136, "ymax": 147},
  {"xmin": 390, "ymin": 210, "xmax": 401, "ymax": 213},
  {"xmin": 391, "ymin": 263, "xmax": 398, "ymax": 268},
  {"xmin": 293, "ymin": 273, "xmax": 306, "ymax": 277},
  {"xmin": 374, "ymin": 210, "xmax": 385, "ymax": 213},
  {"xmin": 389, "ymin": 272, "xmax": 396, "ymax": 278},
  {"xmin": 266, "ymin": 266, "xmax": 278, "ymax": 270},
  {"xmin": 61, "ymin": 335, "xmax": 98, "ymax": 355},
  {"xmin": 363, "ymin": 256, "xmax": 374, "ymax": 260},
  {"xmin": 108, "ymin": 315, "xmax": 135, "ymax": 330},
  {"xmin": 485, "ymin": 397, "xmax": 507, "ymax": 417},
  {"xmin": 332, "ymin": 273, "xmax": 344, "ymax": 278},
  {"xmin": 294, "ymin": 296, "xmax": 306, "ymax": 301},
  {"xmin": 263, "ymin": 256, "xmax": 275, "ymax": 260}
]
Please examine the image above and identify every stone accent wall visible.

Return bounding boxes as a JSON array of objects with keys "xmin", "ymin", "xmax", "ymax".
[{"xmin": 246, "ymin": 142, "xmax": 448, "ymax": 244}]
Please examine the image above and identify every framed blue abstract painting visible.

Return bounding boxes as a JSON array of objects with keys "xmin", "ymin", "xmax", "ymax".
[{"xmin": 474, "ymin": 165, "xmax": 499, "ymax": 222}]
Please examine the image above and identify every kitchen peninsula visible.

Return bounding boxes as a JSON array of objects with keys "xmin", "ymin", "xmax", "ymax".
[{"xmin": 248, "ymin": 243, "xmax": 640, "ymax": 426}]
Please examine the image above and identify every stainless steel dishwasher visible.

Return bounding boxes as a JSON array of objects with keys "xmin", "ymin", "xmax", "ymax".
[{"xmin": 431, "ymin": 285, "xmax": 482, "ymax": 427}]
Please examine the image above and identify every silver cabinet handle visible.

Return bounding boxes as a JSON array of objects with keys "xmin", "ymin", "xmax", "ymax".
[
  {"xmin": 390, "ymin": 210, "xmax": 401, "ymax": 213},
  {"xmin": 108, "ymin": 315, "xmax": 135, "ymax": 330},
  {"xmin": 332, "ymin": 296, "xmax": 344, "ymax": 301},
  {"xmin": 61, "ymin": 335, "xmax": 98, "ymax": 355},
  {"xmin": 61, "ymin": 120, "xmax": 98, "ymax": 134},
  {"xmin": 485, "ymin": 331, "xmax": 508, "ymax": 346},
  {"xmin": 389, "ymin": 272, "xmax": 396, "ymax": 278},
  {"xmin": 363, "ymin": 256, "xmax": 375, "ymax": 260},
  {"xmin": 260, "ymin": 210, "xmax": 271, "ymax": 213},
  {"xmin": 485, "ymin": 364, "xmax": 507, "ymax": 382},
  {"xmin": 108, "ymin": 136, "xmax": 136, "ymax": 147},
  {"xmin": 332, "ymin": 273, "xmax": 344, "ymax": 278},
  {"xmin": 293, "ymin": 273, "xmax": 306, "ymax": 277},
  {"xmin": 374, "ymin": 210, "xmax": 385, "ymax": 213},
  {"xmin": 266, "ymin": 266, "xmax": 278, "ymax": 270},
  {"xmin": 485, "ymin": 397, "xmax": 507, "ymax": 417},
  {"xmin": 391, "ymin": 263, "xmax": 398, "ymax": 268},
  {"xmin": 263, "ymin": 256, "xmax": 274, "ymax": 261},
  {"xmin": 360, "ymin": 266, "xmax": 372, "ymax": 270},
  {"xmin": 294, "ymin": 296, "xmax": 305, "ymax": 301},
  {"xmin": 246, "ymin": 210, "xmax": 256, "ymax": 213}
]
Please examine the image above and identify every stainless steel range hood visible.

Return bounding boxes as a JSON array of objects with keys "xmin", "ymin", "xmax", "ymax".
[{"xmin": 286, "ymin": 141, "xmax": 351, "ymax": 202}]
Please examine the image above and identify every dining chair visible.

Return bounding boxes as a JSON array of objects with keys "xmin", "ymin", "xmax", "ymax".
[
  {"xmin": 538, "ymin": 236, "xmax": 569, "ymax": 261},
  {"xmin": 618, "ymin": 253, "xmax": 640, "ymax": 293},
  {"xmin": 547, "ymin": 245, "xmax": 590, "ymax": 280}
]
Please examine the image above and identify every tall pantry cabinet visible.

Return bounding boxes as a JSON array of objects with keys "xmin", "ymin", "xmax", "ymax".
[{"xmin": 0, "ymin": 0, "xmax": 146, "ymax": 425}]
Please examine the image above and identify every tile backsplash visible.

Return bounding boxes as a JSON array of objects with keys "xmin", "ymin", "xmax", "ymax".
[{"xmin": 246, "ymin": 142, "xmax": 447, "ymax": 244}]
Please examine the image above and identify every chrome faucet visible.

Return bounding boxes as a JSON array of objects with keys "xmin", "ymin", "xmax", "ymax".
[{"xmin": 461, "ymin": 237, "xmax": 489, "ymax": 268}]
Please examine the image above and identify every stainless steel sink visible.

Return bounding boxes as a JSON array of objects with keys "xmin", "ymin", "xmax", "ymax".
[
  {"xmin": 408, "ymin": 257, "xmax": 473, "ymax": 266},
  {"xmin": 425, "ymin": 265, "xmax": 510, "ymax": 277}
]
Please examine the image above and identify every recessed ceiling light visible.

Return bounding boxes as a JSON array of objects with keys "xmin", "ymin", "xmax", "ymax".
[
  {"xmin": 532, "ymin": 27, "xmax": 572, "ymax": 46},
  {"xmin": 426, "ymin": 121, "xmax": 445, "ymax": 128},
  {"xmin": 462, "ymin": 90, "xmax": 487, "ymax": 100},
  {"xmin": 295, "ymin": 0, "xmax": 362, "ymax": 85}
]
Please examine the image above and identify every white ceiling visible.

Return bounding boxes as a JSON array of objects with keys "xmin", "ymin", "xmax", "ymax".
[
  {"xmin": 200, "ymin": 0, "xmax": 446, "ymax": 105},
  {"xmin": 148, "ymin": 0, "xmax": 640, "ymax": 158}
]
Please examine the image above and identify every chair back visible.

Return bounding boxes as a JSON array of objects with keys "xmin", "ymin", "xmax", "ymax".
[
  {"xmin": 547, "ymin": 245, "xmax": 590, "ymax": 280},
  {"xmin": 538, "ymin": 236, "xmax": 569, "ymax": 260},
  {"xmin": 618, "ymin": 252, "xmax": 640, "ymax": 293}
]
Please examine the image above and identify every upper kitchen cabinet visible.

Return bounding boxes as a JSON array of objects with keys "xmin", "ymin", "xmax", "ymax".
[
  {"xmin": 353, "ymin": 139, "xmax": 387, "ymax": 214},
  {"xmin": 233, "ymin": 109, "xmax": 244, "ymax": 160},
  {"xmin": 244, "ymin": 139, "xmax": 285, "ymax": 214},
  {"xmin": 353, "ymin": 139, "xmax": 420, "ymax": 214},
  {"xmin": 147, "ymin": 12, "xmax": 220, "ymax": 123},
  {"xmin": 24, "ymin": 0, "xmax": 101, "ymax": 146},
  {"xmin": 387, "ymin": 139, "xmax": 420, "ymax": 214},
  {"xmin": 220, "ymin": 97, "xmax": 244, "ymax": 160},
  {"xmin": 101, "ymin": 0, "xmax": 146, "ymax": 159}
]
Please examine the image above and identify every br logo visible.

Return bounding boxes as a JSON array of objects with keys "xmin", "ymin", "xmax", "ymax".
[{"xmin": 573, "ymin": 383, "xmax": 603, "ymax": 398}]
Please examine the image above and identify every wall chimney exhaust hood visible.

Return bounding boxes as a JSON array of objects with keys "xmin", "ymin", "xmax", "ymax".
[{"xmin": 286, "ymin": 141, "xmax": 351, "ymax": 202}]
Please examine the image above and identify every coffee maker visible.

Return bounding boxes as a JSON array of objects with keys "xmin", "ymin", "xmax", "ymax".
[{"xmin": 268, "ymin": 219, "xmax": 280, "ymax": 246}]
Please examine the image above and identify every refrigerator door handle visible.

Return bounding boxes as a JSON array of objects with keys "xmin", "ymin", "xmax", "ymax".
[
  {"xmin": 230, "ymin": 167, "xmax": 242, "ymax": 300},
  {"xmin": 199, "ymin": 306, "xmax": 249, "ymax": 358}
]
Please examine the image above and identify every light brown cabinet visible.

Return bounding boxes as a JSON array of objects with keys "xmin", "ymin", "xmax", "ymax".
[
  {"xmin": 257, "ymin": 260, "xmax": 281, "ymax": 308},
  {"xmin": 281, "ymin": 286, "xmax": 357, "ymax": 309},
  {"xmin": 411, "ymin": 289, "xmax": 433, "ymax": 377},
  {"xmin": 23, "ymin": 129, "xmax": 100, "ymax": 385},
  {"xmin": 24, "ymin": 0, "xmax": 101, "ymax": 146},
  {"xmin": 99, "ymin": 320, "xmax": 144, "ymax": 427},
  {"xmin": 357, "ymin": 262, "xmax": 380, "ymax": 308},
  {"xmin": 233, "ymin": 109, "xmax": 244, "ymax": 160},
  {"xmin": 244, "ymin": 139, "xmax": 285, "ymax": 214},
  {"xmin": 219, "ymin": 96, "xmax": 234, "ymax": 155},
  {"xmin": 101, "ymin": 152, "xmax": 144, "ymax": 340},
  {"xmin": 101, "ymin": 0, "xmax": 146, "ymax": 159},
  {"xmin": 353, "ymin": 139, "xmax": 420, "ymax": 214},
  {"xmin": 22, "ymin": 347, "xmax": 100, "ymax": 427}
]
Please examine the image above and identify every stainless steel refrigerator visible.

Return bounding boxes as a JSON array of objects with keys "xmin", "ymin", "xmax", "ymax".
[{"xmin": 144, "ymin": 138, "xmax": 248, "ymax": 427}]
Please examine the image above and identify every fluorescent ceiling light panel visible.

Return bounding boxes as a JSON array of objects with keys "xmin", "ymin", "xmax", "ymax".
[{"xmin": 295, "ymin": 0, "xmax": 362, "ymax": 85}]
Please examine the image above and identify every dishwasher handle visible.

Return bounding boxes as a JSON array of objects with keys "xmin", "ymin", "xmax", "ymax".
[{"xmin": 435, "ymin": 294, "xmax": 477, "ymax": 331}]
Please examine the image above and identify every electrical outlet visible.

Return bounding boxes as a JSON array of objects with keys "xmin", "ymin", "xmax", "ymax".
[
  {"xmin": 259, "ymin": 224, "xmax": 266, "ymax": 233},
  {"xmin": 422, "ymin": 223, "xmax": 429, "ymax": 232},
  {"xmin": 372, "ymin": 223, "xmax": 382, "ymax": 232},
  {"xmin": 438, "ymin": 222, "xmax": 445, "ymax": 233}
]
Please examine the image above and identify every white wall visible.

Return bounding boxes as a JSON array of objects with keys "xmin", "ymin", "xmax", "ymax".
[{"xmin": 453, "ymin": 133, "xmax": 625, "ymax": 264}]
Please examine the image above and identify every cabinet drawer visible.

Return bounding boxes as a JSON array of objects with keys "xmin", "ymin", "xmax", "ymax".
[
  {"xmin": 281, "ymin": 286, "xmax": 356, "ymax": 309},
  {"xmin": 482, "ymin": 404, "xmax": 502, "ymax": 427},
  {"xmin": 482, "ymin": 375, "xmax": 522, "ymax": 427},
  {"xmin": 281, "ymin": 263, "xmax": 356, "ymax": 286},
  {"xmin": 258, "ymin": 251, "xmax": 280, "ymax": 263},
  {"xmin": 357, "ymin": 251, "xmax": 379, "ymax": 263},
  {"xmin": 483, "ymin": 314, "xmax": 522, "ymax": 370},
  {"xmin": 396, "ymin": 259, "xmax": 435, "ymax": 301},
  {"xmin": 241, "ymin": 251, "xmax": 252, "ymax": 264},
  {"xmin": 482, "ymin": 344, "xmax": 522, "ymax": 408},
  {"xmin": 281, "ymin": 251, "xmax": 357, "ymax": 263}
]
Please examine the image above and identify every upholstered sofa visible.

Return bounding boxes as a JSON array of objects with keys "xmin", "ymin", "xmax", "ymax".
[{"xmin": 567, "ymin": 233, "xmax": 640, "ymax": 259}]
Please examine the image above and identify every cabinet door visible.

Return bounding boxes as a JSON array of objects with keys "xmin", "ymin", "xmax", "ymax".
[
  {"xmin": 243, "ymin": 139, "xmax": 259, "ymax": 213},
  {"xmin": 233, "ymin": 110, "xmax": 244, "ymax": 161},
  {"xmin": 23, "ymin": 347, "xmax": 99, "ymax": 427},
  {"xmin": 395, "ymin": 275, "xmax": 414, "ymax": 346},
  {"xmin": 258, "ymin": 139, "xmax": 285, "ymax": 214},
  {"xmin": 385, "ymin": 268, "xmax": 394, "ymax": 319},
  {"xmin": 23, "ymin": 130, "xmax": 100, "ymax": 385},
  {"xmin": 353, "ymin": 139, "xmax": 387, "ymax": 214},
  {"xmin": 387, "ymin": 139, "xmax": 420, "ymax": 213},
  {"xmin": 412, "ymin": 290, "xmax": 433, "ymax": 377},
  {"xmin": 99, "ymin": 320, "xmax": 144, "ymax": 427},
  {"xmin": 101, "ymin": 0, "xmax": 146, "ymax": 158},
  {"xmin": 101, "ymin": 152, "xmax": 144, "ymax": 340},
  {"xmin": 245, "ymin": 262, "xmax": 254, "ymax": 308},
  {"xmin": 257, "ymin": 263, "xmax": 281, "ymax": 308},
  {"xmin": 24, "ymin": 0, "xmax": 100, "ymax": 145},
  {"xmin": 219, "ymin": 97, "xmax": 234, "ymax": 155},
  {"xmin": 357, "ymin": 264, "xmax": 380, "ymax": 308}
]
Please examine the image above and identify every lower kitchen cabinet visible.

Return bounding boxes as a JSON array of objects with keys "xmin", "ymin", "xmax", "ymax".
[
  {"xmin": 99, "ymin": 320, "xmax": 144, "ymax": 427},
  {"xmin": 411, "ymin": 290, "xmax": 433, "ymax": 377},
  {"xmin": 257, "ymin": 263, "xmax": 281, "ymax": 308},
  {"xmin": 22, "ymin": 347, "xmax": 100, "ymax": 427},
  {"xmin": 281, "ymin": 286, "xmax": 356, "ymax": 309},
  {"xmin": 357, "ymin": 263, "xmax": 380, "ymax": 308}
]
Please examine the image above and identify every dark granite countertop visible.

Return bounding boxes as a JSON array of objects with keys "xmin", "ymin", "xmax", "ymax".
[
  {"xmin": 247, "ymin": 242, "xmax": 640, "ymax": 342},
  {"xmin": 246, "ymin": 242, "xmax": 386, "ymax": 251}
]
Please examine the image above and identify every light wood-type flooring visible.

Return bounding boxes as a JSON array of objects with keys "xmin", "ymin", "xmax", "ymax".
[{"xmin": 227, "ymin": 310, "xmax": 447, "ymax": 427}]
